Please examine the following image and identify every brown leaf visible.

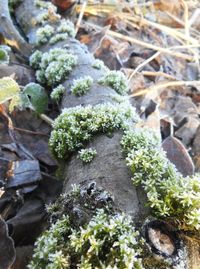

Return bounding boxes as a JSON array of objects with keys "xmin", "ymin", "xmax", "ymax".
[
  {"xmin": 162, "ymin": 136, "xmax": 194, "ymax": 177},
  {"xmin": 5, "ymin": 160, "xmax": 42, "ymax": 189},
  {"xmin": 0, "ymin": 218, "xmax": 15, "ymax": 269}
]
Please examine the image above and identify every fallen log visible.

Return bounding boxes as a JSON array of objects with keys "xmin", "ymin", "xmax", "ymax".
[{"xmin": 3, "ymin": 0, "xmax": 199, "ymax": 268}]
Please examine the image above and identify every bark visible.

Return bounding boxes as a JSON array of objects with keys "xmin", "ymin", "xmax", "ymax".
[{"xmin": 4, "ymin": 0, "xmax": 200, "ymax": 268}]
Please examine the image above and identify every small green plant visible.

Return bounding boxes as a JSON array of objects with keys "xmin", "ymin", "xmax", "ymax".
[
  {"xmin": 0, "ymin": 78, "xmax": 48, "ymax": 114},
  {"xmin": 98, "ymin": 70, "xmax": 129, "ymax": 95},
  {"xmin": 29, "ymin": 210, "xmax": 144, "ymax": 269},
  {"xmin": 36, "ymin": 25, "xmax": 54, "ymax": 45},
  {"xmin": 49, "ymin": 103, "xmax": 138, "ymax": 159},
  {"xmin": 51, "ymin": 85, "xmax": 65, "ymax": 102},
  {"xmin": 78, "ymin": 148, "xmax": 97, "ymax": 163},
  {"xmin": 30, "ymin": 48, "xmax": 77, "ymax": 86},
  {"xmin": 71, "ymin": 76, "xmax": 93, "ymax": 96}
]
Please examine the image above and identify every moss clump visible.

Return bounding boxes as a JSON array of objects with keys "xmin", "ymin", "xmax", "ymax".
[
  {"xmin": 92, "ymin": 59, "xmax": 108, "ymax": 71},
  {"xmin": 29, "ymin": 50, "xmax": 42, "ymax": 69},
  {"xmin": 29, "ymin": 210, "xmax": 144, "ymax": 269},
  {"xmin": 49, "ymin": 103, "xmax": 138, "ymax": 159},
  {"xmin": 78, "ymin": 148, "xmax": 97, "ymax": 163},
  {"xmin": 49, "ymin": 33, "xmax": 69, "ymax": 45},
  {"xmin": 30, "ymin": 48, "xmax": 77, "ymax": 86},
  {"xmin": 51, "ymin": 85, "xmax": 65, "ymax": 102},
  {"xmin": 122, "ymin": 129, "xmax": 200, "ymax": 230},
  {"xmin": 36, "ymin": 25, "xmax": 54, "ymax": 45},
  {"xmin": 0, "ymin": 46, "xmax": 10, "ymax": 64},
  {"xmin": 28, "ymin": 216, "xmax": 71, "ymax": 269},
  {"xmin": 57, "ymin": 20, "xmax": 76, "ymax": 38},
  {"xmin": 98, "ymin": 70, "xmax": 129, "ymax": 95},
  {"xmin": 71, "ymin": 76, "xmax": 93, "ymax": 96}
]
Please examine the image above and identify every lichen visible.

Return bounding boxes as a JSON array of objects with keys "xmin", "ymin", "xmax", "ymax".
[
  {"xmin": 30, "ymin": 48, "xmax": 77, "ymax": 86},
  {"xmin": 29, "ymin": 210, "xmax": 144, "ymax": 269},
  {"xmin": 98, "ymin": 70, "xmax": 129, "ymax": 95},
  {"xmin": 78, "ymin": 148, "xmax": 97, "ymax": 163},
  {"xmin": 71, "ymin": 76, "xmax": 93, "ymax": 96},
  {"xmin": 51, "ymin": 84, "xmax": 65, "ymax": 102},
  {"xmin": 49, "ymin": 103, "xmax": 138, "ymax": 159},
  {"xmin": 36, "ymin": 25, "xmax": 55, "ymax": 45}
]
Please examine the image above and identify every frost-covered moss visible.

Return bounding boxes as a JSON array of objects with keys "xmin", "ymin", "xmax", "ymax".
[
  {"xmin": 29, "ymin": 50, "xmax": 42, "ymax": 69},
  {"xmin": 36, "ymin": 25, "xmax": 55, "ymax": 45},
  {"xmin": 49, "ymin": 103, "xmax": 138, "ymax": 159},
  {"xmin": 34, "ymin": 0, "xmax": 57, "ymax": 10},
  {"xmin": 57, "ymin": 20, "xmax": 76, "ymax": 38},
  {"xmin": 28, "ymin": 216, "xmax": 71, "ymax": 269},
  {"xmin": 51, "ymin": 85, "xmax": 65, "ymax": 102},
  {"xmin": 29, "ymin": 210, "xmax": 144, "ymax": 269},
  {"xmin": 71, "ymin": 76, "xmax": 93, "ymax": 96},
  {"xmin": 30, "ymin": 48, "xmax": 77, "ymax": 86},
  {"xmin": 122, "ymin": 128, "xmax": 200, "ymax": 230},
  {"xmin": 78, "ymin": 148, "xmax": 97, "ymax": 163},
  {"xmin": 92, "ymin": 59, "xmax": 108, "ymax": 71},
  {"xmin": 49, "ymin": 33, "xmax": 68, "ymax": 45},
  {"xmin": 98, "ymin": 70, "xmax": 129, "ymax": 95},
  {"xmin": 0, "ymin": 46, "xmax": 10, "ymax": 64}
]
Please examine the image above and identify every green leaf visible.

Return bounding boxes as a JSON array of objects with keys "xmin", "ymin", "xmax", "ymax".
[
  {"xmin": 23, "ymin": 83, "xmax": 48, "ymax": 114},
  {"xmin": 0, "ymin": 77, "xmax": 20, "ymax": 105},
  {"xmin": 0, "ymin": 48, "xmax": 9, "ymax": 64}
]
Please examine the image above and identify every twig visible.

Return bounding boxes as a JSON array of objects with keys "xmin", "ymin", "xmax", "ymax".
[
  {"xmin": 130, "ymin": 80, "xmax": 200, "ymax": 97},
  {"xmin": 75, "ymin": 1, "xmax": 87, "ymax": 36},
  {"xmin": 128, "ymin": 51, "xmax": 161, "ymax": 81},
  {"xmin": 14, "ymin": 127, "xmax": 49, "ymax": 136},
  {"xmin": 141, "ymin": 71, "xmax": 176, "ymax": 80},
  {"xmin": 181, "ymin": 0, "xmax": 190, "ymax": 45},
  {"xmin": 85, "ymin": 22, "xmax": 196, "ymax": 61},
  {"xmin": 40, "ymin": 114, "xmax": 54, "ymax": 126}
]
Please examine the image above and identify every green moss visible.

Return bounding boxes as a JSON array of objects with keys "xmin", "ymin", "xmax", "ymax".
[
  {"xmin": 98, "ymin": 70, "xmax": 129, "ymax": 95},
  {"xmin": 51, "ymin": 85, "xmax": 65, "ymax": 102},
  {"xmin": 0, "ymin": 46, "xmax": 10, "ymax": 64},
  {"xmin": 29, "ymin": 210, "xmax": 144, "ymax": 269},
  {"xmin": 122, "ymin": 128, "xmax": 200, "ymax": 230},
  {"xmin": 34, "ymin": 0, "xmax": 57, "ymax": 10},
  {"xmin": 71, "ymin": 76, "xmax": 93, "ymax": 96},
  {"xmin": 49, "ymin": 33, "xmax": 69, "ymax": 45},
  {"xmin": 29, "ymin": 50, "xmax": 43, "ymax": 69},
  {"xmin": 92, "ymin": 59, "xmax": 108, "ymax": 71},
  {"xmin": 36, "ymin": 25, "xmax": 55, "ymax": 45},
  {"xmin": 49, "ymin": 103, "xmax": 138, "ymax": 159},
  {"xmin": 30, "ymin": 48, "xmax": 77, "ymax": 86},
  {"xmin": 78, "ymin": 148, "xmax": 97, "ymax": 163},
  {"xmin": 57, "ymin": 20, "xmax": 76, "ymax": 38}
]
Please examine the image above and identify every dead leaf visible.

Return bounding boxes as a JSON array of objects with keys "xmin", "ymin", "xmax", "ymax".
[
  {"xmin": 162, "ymin": 136, "xmax": 194, "ymax": 176},
  {"xmin": 5, "ymin": 160, "xmax": 42, "ymax": 189},
  {"xmin": 0, "ymin": 217, "xmax": 15, "ymax": 269}
]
